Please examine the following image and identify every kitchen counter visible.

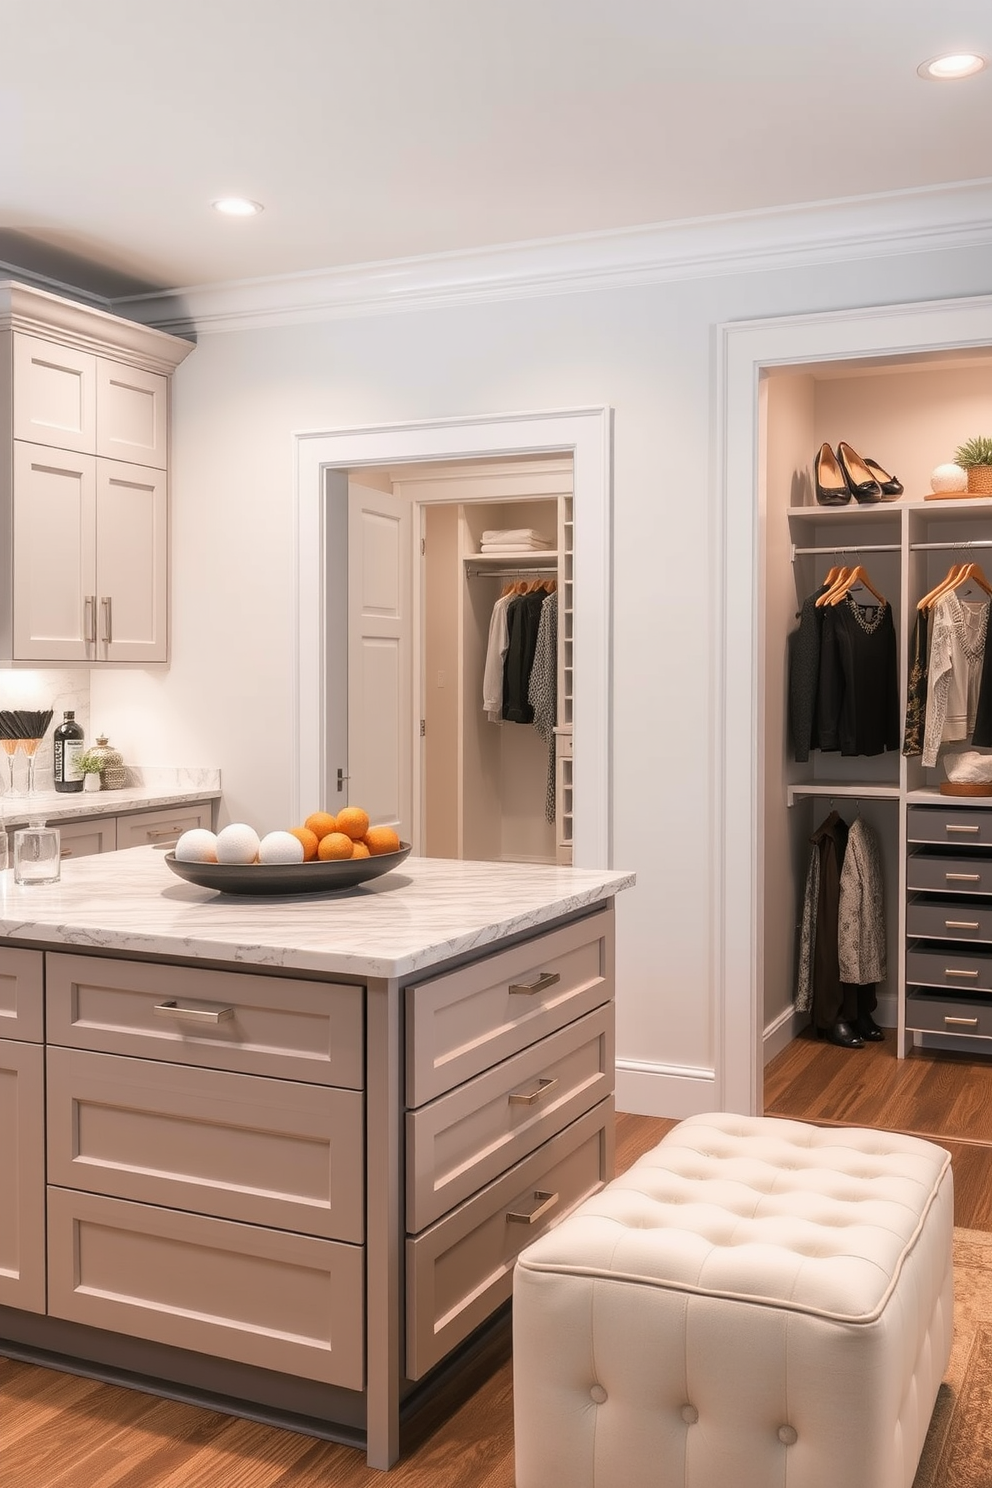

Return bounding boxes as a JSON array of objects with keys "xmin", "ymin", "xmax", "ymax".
[
  {"xmin": 0, "ymin": 767, "xmax": 221, "ymax": 828},
  {"xmin": 0, "ymin": 843, "xmax": 633, "ymax": 977}
]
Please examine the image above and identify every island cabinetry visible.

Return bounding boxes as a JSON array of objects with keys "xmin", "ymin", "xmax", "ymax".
[
  {"xmin": 0, "ymin": 948, "xmax": 45, "ymax": 1313},
  {"xmin": 403, "ymin": 906, "xmax": 615, "ymax": 1379}
]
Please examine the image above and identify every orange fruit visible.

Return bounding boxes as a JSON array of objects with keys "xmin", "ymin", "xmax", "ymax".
[
  {"xmin": 336, "ymin": 806, "xmax": 370, "ymax": 841},
  {"xmin": 317, "ymin": 831, "xmax": 354, "ymax": 861},
  {"xmin": 289, "ymin": 827, "xmax": 319, "ymax": 861},
  {"xmin": 305, "ymin": 811, "xmax": 337, "ymax": 840},
  {"xmin": 350, "ymin": 841, "xmax": 371, "ymax": 859},
  {"xmin": 364, "ymin": 825, "xmax": 401, "ymax": 856}
]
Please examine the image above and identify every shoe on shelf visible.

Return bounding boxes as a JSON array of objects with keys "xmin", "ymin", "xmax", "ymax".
[
  {"xmin": 855, "ymin": 1013, "xmax": 885, "ymax": 1042},
  {"xmin": 814, "ymin": 443, "xmax": 851, "ymax": 506},
  {"xmin": 836, "ymin": 442, "xmax": 883, "ymax": 504},
  {"xmin": 862, "ymin": 457, "xmax": 903, "ymax": 500}
]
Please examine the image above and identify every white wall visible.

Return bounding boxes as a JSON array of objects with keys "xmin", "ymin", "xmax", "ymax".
[{"xmin": 90, "ymin": 241, "xmax": 992, "ymax": 1117}]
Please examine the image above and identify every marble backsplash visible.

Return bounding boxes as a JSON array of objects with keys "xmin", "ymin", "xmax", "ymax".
[{"xmin": 0, "ymin": 669, "xmax": 90, "ymax": 794}]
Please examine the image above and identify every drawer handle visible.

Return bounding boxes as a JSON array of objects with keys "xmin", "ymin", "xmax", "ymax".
[
  {"xmin": 508, "ymin": 1077, "xmax": 559, "ymax": 1107},
  {"xmin": 947, "ymin": 824, "xmax": 981, "ymax": 834},
  {"xmin": 508, "ymin": 971, "xmax": 561, "ymax": 996},
  {"xmin": 946, "ymin": 1016, "xmax": 980, "ymax": 1027},
  {"xmin": 944, "ymin": 969, "xmax": 980, "ymax": 979},
  {"xmin": 946, "ymin": 921, "xmax": 981, "ymax": 930},
  {"xmin": 145, "ymin": 827, "xmax": 187, "ymax": 840},
  {"xmin": 946, "ymin": 873, "xmax": 981, "ymax": 882},
  {"xmin": 506, "ymin": 1190, "xmax": 559, "ymax": 1226},
  {"xmin": 153, "ymin": 1000, "xmax": 234, "ymax": 1024},
  {"xmin": 60, "ymin": 848, "xmax": 74, "ymax": 858}
]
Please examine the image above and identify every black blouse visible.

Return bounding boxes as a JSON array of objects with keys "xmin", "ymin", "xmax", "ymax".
[{"xmin": 817, "ymin": 596, "xmax": 900, "ymax": 757}]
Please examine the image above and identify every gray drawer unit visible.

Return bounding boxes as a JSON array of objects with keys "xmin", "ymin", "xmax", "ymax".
[
  {"xmin": 907, "ymin": 902, "xmax": 992, "ymax": 943},
  {"xmin": 907, "ymin": 805, "xmax": 992, "ymax": 847},
  {"xmin": 906, "ymin": 993, "xmax": 992, "ymax": 1039},
  {"xmin": 905, "ymin": 947, "xmax": 992, "ymax": 995},
  {"xmin": 906, "ymin": 855, "xmax": 992, "ymax": 896}
]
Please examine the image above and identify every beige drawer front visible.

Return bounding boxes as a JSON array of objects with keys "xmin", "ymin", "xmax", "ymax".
[
  {"xmin": 0, "ymin": 946, "xmax": 44, "ymax": 1042},
  {"xmin": 47, "ymin": 1047, "xmax": 364, "ymax": 1242},
  {"xmin": 0, "ymin": 1039, "xmax": 46, "ymax": 1314},
  {"xmin": 46, "ymin": 953, "xmax": 363, "ymax": 1087},
  {"xmin": 906, "ymin": 947, "xmax": 992, "ymax": 994},
  {"xmin": 907, "ymin": 902, "xmax": 992, "ymax": 943},
  {"xmin": 405, "ymin": 1098, "xmax": 613, "ymax": 1380},
  {"xmin": 47, "ymin": 1187, "xmax": 364, "ymax": 1388},
  {"xmin": 58, "ymin": 817, "xmax": 117, "ymax": 860},
  {"xmin": 115, "ymin": 803, "xmax": 213, "ymax": 849},
  {"xmin": 907, "ymin": 806, "xmax": 992, "ymax": 846},
  {"xmin": 906, "ymin": 992, "xmax": 992, "ymax": 1039},
  {"xmin": 407, "ymin": 908, "xmax": 613, "ymax": 1106},
  {"xmin": 407, "ymin": 1004, "xmax": 614, "ymax": 1233},
  {"xmin": 906, "ymin": 856, "xmax": 992, "ymax": 896}
]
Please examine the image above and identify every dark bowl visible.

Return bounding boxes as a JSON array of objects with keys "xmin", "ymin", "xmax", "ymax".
[{"xmin": 164, "ymin": 844, "xmax": 412, "ymax": 896}]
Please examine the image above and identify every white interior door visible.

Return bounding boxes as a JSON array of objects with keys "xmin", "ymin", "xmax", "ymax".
[{"xmin": 346, "ymin": 482, "xmax": 412, "ymax": 837}]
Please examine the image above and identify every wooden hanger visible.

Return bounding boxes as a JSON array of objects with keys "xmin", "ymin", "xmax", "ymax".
[
  {"xmin": 815, "ymin": 566, "xmax": 851, "ymax": 607},
  {"xmin": 918, "ymin": 563, "xmax": 965, "ymax": 612},
  {"xmin": 919, "ymin": 562, "xmax": 992, "ymax": 611},
  {"xmin": 827, "ymin": 565, "xmax": 886, "ymax": 606}
]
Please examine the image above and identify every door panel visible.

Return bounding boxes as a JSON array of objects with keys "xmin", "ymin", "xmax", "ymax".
[
  {"xmin": 95, "ymin": 458, "xmax": 167, "ymax": 661},
  {"xmin": 12, "ymin": 442, "xmax": 96, "ymax": 660}
]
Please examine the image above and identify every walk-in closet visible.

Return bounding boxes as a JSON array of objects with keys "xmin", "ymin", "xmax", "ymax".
[{"xmin": 761, "ymin": 350, "xmax": 992, "ymax": 1065}]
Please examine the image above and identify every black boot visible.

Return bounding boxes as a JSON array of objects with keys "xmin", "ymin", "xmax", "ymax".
[
  {"xmin": 817, "ymin": 1021, "xmax": 865, "ymax": 1048},
  {"xmin": 855, "ymin": 985, "xmax": 885, "ymax": 1042}
]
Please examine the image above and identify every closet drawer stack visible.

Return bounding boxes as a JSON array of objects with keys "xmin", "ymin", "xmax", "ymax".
[{"xmin": 906, "ymin": 804, "xmax": 992, "ymax": 1042}]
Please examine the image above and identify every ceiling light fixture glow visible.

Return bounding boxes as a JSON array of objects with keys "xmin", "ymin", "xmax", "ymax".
[
  {"xmin": 212, "ymin": 197, "xmax": 264, "ymax": 217},
  {"xmin": 918, "ymin": 52, "xmax": 986, "ymax": 80}
]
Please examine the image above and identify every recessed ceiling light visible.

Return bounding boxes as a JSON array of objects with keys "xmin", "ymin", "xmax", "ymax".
[
  {"xmin": 918, "ymin": 52, "xmax": 987, "ymax": 80},
  {"xmin": 212, "ymin": 197, "xmax": 264, "ymax": 217}
]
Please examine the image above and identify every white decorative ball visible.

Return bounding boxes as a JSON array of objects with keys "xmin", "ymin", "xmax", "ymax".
[
  {"xmin": 174, "ymin": 828, "xmax": 218, "ymax": 863},
  {"xmin": 931, "ymin": 462, "xmax": 968, "ymax": 493},
  {"xmin": 215, "ymin": 823, "xmax": 261, "ymax": 864},
  {"xmin": 258, "ymin": 830, "xmax": 305, "ymax": 864}
]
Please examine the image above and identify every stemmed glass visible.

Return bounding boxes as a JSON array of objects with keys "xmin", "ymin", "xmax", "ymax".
[
  {"xmin": 22, "ymin": 736, "xmax": 41, "ymax": 797},
  {"xmin": 0, "ymin": 738, "xmax": 20, "ymax": 796}
]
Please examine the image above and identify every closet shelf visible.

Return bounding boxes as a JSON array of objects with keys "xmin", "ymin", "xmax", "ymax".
[{"xmin": 787, "ymin": 782, "xmax": 900, "ymax": 807}]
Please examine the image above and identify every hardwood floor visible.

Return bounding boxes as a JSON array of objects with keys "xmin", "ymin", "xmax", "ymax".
[{"xmin": 764, "ymin": 1030, "xmax": 992, "ymax": 1231}]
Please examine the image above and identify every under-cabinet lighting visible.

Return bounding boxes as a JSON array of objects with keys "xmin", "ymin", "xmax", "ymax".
[
  {"xmin": 917, "ymin": 53, "xmax": 986, "ymax": 80},
  {"xmin": 211, "ymin": 197, "xmax": 264, "ymax": 217}
]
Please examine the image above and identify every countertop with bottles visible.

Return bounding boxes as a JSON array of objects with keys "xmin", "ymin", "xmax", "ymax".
[{"xmin": 0, "ymin": 767, "xmax": 221, "ymax": 829}]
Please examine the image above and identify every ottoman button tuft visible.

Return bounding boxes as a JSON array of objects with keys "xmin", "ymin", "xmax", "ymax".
[
  {"xmin": 778, "ymin": 1425, "xmax": 798, "ymax": 1445},
  {"xmin": 681, "ymin": 1404, "xmax": 699, "ymax": 1425},
  {"xmin": 590, "ymin": 1384, "xmax": 608, "ymax": 1404}
]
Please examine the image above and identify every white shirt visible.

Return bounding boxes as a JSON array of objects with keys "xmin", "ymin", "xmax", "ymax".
[
  {"xmin": 482, "ymin": 593, "xmax": 513, "ymax": 722},
  {"xmin": 922, "ymin": 591, "xmax": 990, "ymax": 767}
]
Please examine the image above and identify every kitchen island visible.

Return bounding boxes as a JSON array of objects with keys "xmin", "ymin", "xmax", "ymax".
[{"xmin": 0, "ymin": 845, "xmax": 632, "ymax": 1468}]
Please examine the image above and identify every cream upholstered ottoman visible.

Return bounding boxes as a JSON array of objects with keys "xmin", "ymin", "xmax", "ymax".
[{"xmin": 513, "ymin": 1112, "xmax": 953, "ymax": 1488}]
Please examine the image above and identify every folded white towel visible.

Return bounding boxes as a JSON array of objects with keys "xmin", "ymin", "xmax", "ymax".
[
  {"xmin": 481, "ymin": 542, "xmax": 554, "ymax": 553},
  {"xmin": 481, "ymin": 528, "xmax": 551, "ymax": 546}
]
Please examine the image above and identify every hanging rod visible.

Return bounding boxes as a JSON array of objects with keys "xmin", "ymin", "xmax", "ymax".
[
  {"xmin": 465, "ymin": 565, "xmax": 558, "ymax": 579},
  {"xmin": 791, "ymin": 543, "xmax": 900, "ymax": 559},
  {"xmin": 911, "ymin": 539, "xmax": 992, "ymax": 552}
]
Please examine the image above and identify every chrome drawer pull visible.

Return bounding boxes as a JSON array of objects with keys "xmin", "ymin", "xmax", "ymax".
[
  {"xmin": 946, "ymin": 873, "xmax": 981, "ymax": 882},
  {"xmin": 508, "ymin": 1077, "xmax": 559, "ymax": 1107},
  {"xmin": 946, "ymin": 921, "xmax": 981, "ymax": 930},
  {"xmin": 84, "ymin": 594, "xmax": 97, "ymax": 645},
  {"xmin": 508, "ymin": 971, "xmax": 560, "ymax": 996},
  {"xmin": 153, "ymin": 1000, "xmax": 234, "ymax": 1024},
  {"xmin": 101, "ymin": 595, "xmax": 113, "ymax": 644},
  {"xmin": 506, "ymin": 1190, "xmax": 559, "ymax": 1226},
  {"xmin": 947, "ymin": 824, "xmax": 981, "ymax": 834},
  {"xmin": 946, "ymin": 1016, "xmax": 980, "ymax": 1027},
  {"xmin": 945, "ymin": 969, "xmax": 980, "ymax": 979}
]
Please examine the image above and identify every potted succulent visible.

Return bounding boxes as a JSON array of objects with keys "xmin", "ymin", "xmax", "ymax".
[
  {"xmin": 76, "ymin": 748, "xmax": 105, "ymax": 792},
  {"xmin": 953, "ymin": 435, "xmax": 992, "ymax": 495}
]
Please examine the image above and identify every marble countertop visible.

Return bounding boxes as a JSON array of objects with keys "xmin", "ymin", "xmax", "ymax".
[
  {"xmin": 0, "ymin": 768, "xmax": 221, "ymax": 828},
  {"xmin": 0, "ymin": 845, "xmax": 634, "ymax": 979}
]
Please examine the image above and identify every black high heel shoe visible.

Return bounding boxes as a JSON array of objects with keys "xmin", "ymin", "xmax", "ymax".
[
  {"xmin": 837, "ymin": 442, "xmax": 883, "ymax": 504},
  {"xmin": 815, "ymin": 1021, "xmax": 866, "ymax": 1049},
  {"xmin": 855, "ymin": 1013, "xmax": 885, "ymax": 1042},
  {"xmin": 862, "ymin": 457, "xmax": 903, "ymax": 500},
  {"xmin": 814, "ymin": 443, "xmax": 851, "ymax": 506}
]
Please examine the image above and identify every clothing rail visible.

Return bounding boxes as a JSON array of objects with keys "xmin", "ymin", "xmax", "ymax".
[
  {"xmin": 790, "ymin": 543, "xmax": 900, "ymax": 559},
  {"xmin": 910, "ymin": 539, "xmax": 992, "ymax": 552},
  {"xmin": 465, "ymin": 565, "xmax": 558, "ymax": 578}
]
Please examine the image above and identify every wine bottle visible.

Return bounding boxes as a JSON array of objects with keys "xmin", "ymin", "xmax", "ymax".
[{"xmin": 53, "ymin": 711, "xmax": 85, "ymax": 792}]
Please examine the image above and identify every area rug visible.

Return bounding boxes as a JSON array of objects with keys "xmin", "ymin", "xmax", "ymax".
[{"xmin": 914, "ymin": 1227, "xmax": 992, "ymax": 1488}]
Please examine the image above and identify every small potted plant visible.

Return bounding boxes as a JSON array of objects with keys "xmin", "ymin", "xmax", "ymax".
[
  {"xmin": 76, "ymin": 749, "xmax": 105, "ymax": 792},
  {"xmin": 953, "ymin": 436, "xmax": 992, "ymax": 495}
]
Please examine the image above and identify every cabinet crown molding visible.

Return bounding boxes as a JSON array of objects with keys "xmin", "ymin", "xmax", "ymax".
[{"xmin": 0, "ymin": 280, "xmax": 195, "ymax": 374}]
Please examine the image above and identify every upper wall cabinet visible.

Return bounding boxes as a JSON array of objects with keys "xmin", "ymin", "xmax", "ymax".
[{"xmin": 0, "ymin": 281, "xmax": 193, "ymax": 665}]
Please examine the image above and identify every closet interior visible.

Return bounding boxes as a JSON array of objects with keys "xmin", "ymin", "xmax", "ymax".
[
  {"xmin": 762, "ymin": 350, "xmax": 992, "ymax": 1063},
  {"xmin": 393, "ymin": 455, "xmax": 574, "ymax": 866}
]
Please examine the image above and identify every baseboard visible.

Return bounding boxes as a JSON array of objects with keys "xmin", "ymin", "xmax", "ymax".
[{"xmin": 615, "ymin": 1058, "xmax": 716, "ymax": 1119}]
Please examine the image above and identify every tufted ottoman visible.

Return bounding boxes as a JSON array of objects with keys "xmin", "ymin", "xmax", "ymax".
[{"xmin": 513, "ymin": 1112, "xmax": 953, "ymax": 1488}]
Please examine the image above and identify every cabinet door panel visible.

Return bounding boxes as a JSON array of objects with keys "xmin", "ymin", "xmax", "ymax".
[
  {"xmin": 13, "ymin": 334, "xmax": 96, "ymax": 452},
  {"xmin": 115, "ymin": 804, "xmax": 212, "ymax": 849},
  {"xmin": 47, "ymin": 1047, "xmax": 364, "ymax": 1241},
  {"xmin": 0, "ymin": 946, "xmax": 44, "ymax": 1042},
  {"xmin": 96, "ymin": 360, "xmax": 168, "ymax": 468},
  {"xmin": 47, "ymin": 1187, "xmax": 364, "ymax": 1388},
  {"xmin": 94, "ymin": 458, "xmax": 167, "ymax": 662},
  {"xmin": 12, "ymin": 442, "xmax": 96, "ymax": 661},
  {"xmin": 0, "ymin": 1039, "xmax": 46, "ymax": 1313},
  {"xmin": 58, "ymin": 816, "xmax": 117, "ymax": 861}
]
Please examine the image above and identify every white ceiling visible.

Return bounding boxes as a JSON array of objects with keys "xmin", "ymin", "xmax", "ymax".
[{"xmin": 3, "ymin": 0, "xmax": 991, "ymax": 301}]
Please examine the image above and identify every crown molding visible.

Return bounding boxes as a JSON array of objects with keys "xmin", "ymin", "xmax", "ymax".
[
  {"xmin": 111, "ymin": 178, "xmax": 992, "ymax": 337},
  {"xmin": 0, "ymin": 279, "xmax": 195, "ymax": 370}
]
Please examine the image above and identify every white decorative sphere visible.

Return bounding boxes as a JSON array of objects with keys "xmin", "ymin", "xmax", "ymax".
[
  {"xmin": 931, "ymin": 462, "xmax": 968, "ymax": 493},
  {"xmin": 174, "ymin": 828, "xmax": 218, "ymax": 863},
  {"xmin": 215, "ymin": 822, "xmax": 261, "ymax": 863},
  {"xmin": 258, "ymin": 830, "xmax": 305, "ymax": 864}
]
